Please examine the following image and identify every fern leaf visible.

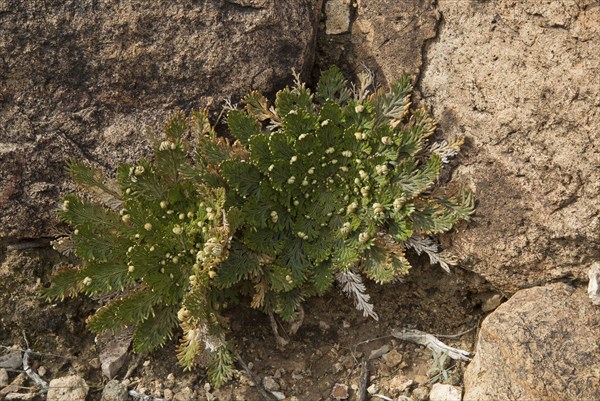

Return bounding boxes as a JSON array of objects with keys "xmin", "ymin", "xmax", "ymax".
[
  {"xmin": 41, "ymin": 264, "xmax": 82, "ymax": 301},
  {"xmin": 86, "ymin": 289, "xmax": 161, "ymax": 334},
  {"xmin": 208, "ymin": 346, "xmax": 235, "ymax": 389},
  {"xmin": 221, "ymin": 160, "xmax": 261, "ymax": 197},
  {"xmin": 215, "ymin": 241, "xmax": 260, "ymax": 288},
  {"xmin": 312, "ymin": 261, "xmax": 335, "ymax": 295},
  {"xmin": 372, "ymin": 74, "xmax": 412, "ymax": 126},
  {"xmin": 276, "ymin": 85, "xmax": 314, "ymax": 116},
  {"xmin": 336, "ymin": 271, "xmax": 378, "ymax": 320},
  {"xmin": 227, "ymin": 109, "xmax": 261, "ymax": 146},
  {"xmin": 362, "ymin": 245, "xmax": 396, "ymax": 284},
  {"xmin": 132, "ymin": 305, "xmax": 179, "ymax": 353},
  {"xmin": 316, "ymin": 66, "xmax": 352, "ymax": 104}
]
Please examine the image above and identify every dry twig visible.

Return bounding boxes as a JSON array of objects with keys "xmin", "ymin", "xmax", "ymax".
[
  {"xmin": 21, "ymin": 332, "xmax": 48, "ymax": 391},
  {"xmin": 391, "ymin": 329, "xmax": 471, "ymax": 361},
  {"xmin": 358, "ymin": 361, "xmax": 368, "ymax": 401},
  {"xmin": 123, "ymin": 354, "xmax": 142, "ymax": 380},
  {"xmin": 268, "ymin": 312, "xmax": 289, "ymax": 349},
  {"xmin": 236, "ymin": 353, "xmax": 278, "ymax": 401}
]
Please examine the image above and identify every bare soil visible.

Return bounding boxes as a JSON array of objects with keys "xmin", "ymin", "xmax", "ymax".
[{"xmin": 0, "ymin": 245, "xmax": 494, "ymax": 401}]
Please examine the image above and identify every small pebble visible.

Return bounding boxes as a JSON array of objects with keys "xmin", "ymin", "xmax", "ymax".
[
  {"xmin": 382, "ymin": 348, "xmax": 403, "ymax": 368},
  {"xmin": 167, "ymin": 373, "xmax": 175, "ymax": 381},
  {"xmin": 47, "ymin": 375, "xmax": 89, "ymax": 401},
  {"xmin": 331, "ymin": 383, "xmax": 349, "ymax": 400},
  {"xmin": 411, "ymin": 386, "xmax": 430, "ymax": 401},
  {"xmin": 173, "ymin": 386, "xmax": 194, "ymax": 401},
  {"xmin": 37, "ymin": 366, "xmax": 46, "ymax": 377},
  {"xmin": 482, "ymin": 294, "xmax": 503, "ymax": 312},
  {"xmin": 163, "ymin": 388, "xmax": 174, "ymax": 401},
  {"xmin": 0, "ymin": 351, "xmax": 22, "ymax": 370},
  {"xmin": 319, "ymin": 321, "xmax": 330, "ymax": 331},
  {"xmin": 143, "ymin": 360, "xmax": 151, "ymax": 367},
  {"xmin": 263, "ymin": 376, "xmax": 280, "ymax": 392},
  {"xmin": 429, "ymin": 383, "xmax": 462, "ymax": 401},
  {"xmin": 89, "ymin": 357, "xmax": 101, "ymax": 369},
  {"xmin": 388, "ymin": 375, "xmax": 413, "ymax": 393},
  {"xmin": 100, "ymin": 379, "xmax": 128, "ymax": 401},
  {"xmin": 0, "ymin": 368, "xmax": 9, "ymax": 387},
  {"xmin": 368, "ymin": 344, "xmax": 391, "ymax": 360}
]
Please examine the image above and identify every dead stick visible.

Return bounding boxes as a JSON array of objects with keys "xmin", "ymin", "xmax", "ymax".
[
  {"xmin": 0, "ymin": 345, "xmax": 69, "ymax": 360},
  {"xmin": 22, "ymin": 331, "xmax": 48, "ymax": 390},
  {"xmin": 358, "ymin": 362, "xmax": 368, "ymax": 401},
  {"xmin": 391, "ymin": 329, "xmax": 471, "ymax": 361},
  {"xmin": 123, "ymin": 354, "xmax": 142, "ymax": 380},
  {"xmin": 435, "ymin": 322, "xmax": 479, "ymax": 339},
  {"xmin": 235, "ymin": 353, "xmax": 278, "ymax": 401},
  {"xmin": 268, "ymin": 312, "xmax": 289, "ymax": 349}
]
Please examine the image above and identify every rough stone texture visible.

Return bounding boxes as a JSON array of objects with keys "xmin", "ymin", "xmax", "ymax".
[
  {"xmin": 331, "ymin": 383, "xmax": 349, "ymax": 400},
  {"xmin": 101, "ymin": 380, "xmax": 129, "ymax": 401},
  {"xmin": 421, "ymin": 0, "xmax": 600, "ymax": 293},
  {"xmin": 0, "ymin": 0, "xmax": 322, "ymax": 239},
  {"xmin": 410, "ymin": 386, "xmax": 429, "ymax": 401},
  {"xmin": 429, "ymin": 383, "xmax": 461, "ymax": 401},
  {"xmin": 316, "ymin": 0, "xmax": 439, "ymax": 84},
  {"xmin": 0, "ymin": 368, "xmax": 8, "ymax": 388},
  {"xmin": 98, "ymin": 330, "xmax": 132, "ymax": 379},
  {"xmin": 0, "ymin": 351, "xmax": 21, "ymax": 369},
  {"xmin": 47, "ymin": 375, "xmax": 89, "ymax": 401},
  {"xmin": 324, "ymin": 0, "xmax": 351, "ymax": 35},
  {"xmin": 317, "ymin": 0, "xmax": 600, "ymax": 293},
  {"xmin": 464, "ymin": 283, "xmax": 600, "ymax": 401}
]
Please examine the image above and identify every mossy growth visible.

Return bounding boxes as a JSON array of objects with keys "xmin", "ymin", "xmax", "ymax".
[{"xmin": 43, "ymin": 66, "xmax": 474, "ymax": 387}]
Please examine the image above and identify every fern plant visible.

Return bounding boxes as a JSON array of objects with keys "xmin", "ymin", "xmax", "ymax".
[
  {"xmin": 44, "ymin": 112, "xmax": 239, "ymax": 386},
  {"xmin": 220, "ymin": 67, "xmax": 473, "ymax": 321},
  {"xmin": 44, "ymin": 66, "xmax": 474, "ymax": 387}
]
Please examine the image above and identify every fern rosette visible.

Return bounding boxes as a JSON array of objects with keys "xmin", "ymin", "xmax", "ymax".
[
  {"xmin": 44, "ymin": 67, "xmax": 473, "ymax": 387},
  {"xmin": 221, "ymin": 67, "xmax": 473, "ymax": 321},
  {"xmin": 44, "ymin": 112, "xmax": 237, "ymax": 385}
]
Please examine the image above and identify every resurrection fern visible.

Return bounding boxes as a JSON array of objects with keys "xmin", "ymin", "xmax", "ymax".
[
  {"xmin": 221, "ymin": 67, "xmax": 473, "ymax": 320},
  {"xmin": 44, "ymin": 66, "xmax": 474, "ymax": 387},
  {"xmin": 44, "ymin": 111, "xmax": 239, "ymax": 386}
]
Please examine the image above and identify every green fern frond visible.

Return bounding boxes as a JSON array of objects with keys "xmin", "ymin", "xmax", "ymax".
[
  {"xmin": 316, "ymin": 66, "xmax": 352, "ymax": 104},
  {"xmin": 208, "ymin": 346, "xmax": 235, "ymax": 389}
]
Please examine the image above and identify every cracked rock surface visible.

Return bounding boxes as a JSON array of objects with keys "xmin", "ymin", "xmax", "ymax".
[
  {"xmin": 0, "ymin": 0, "xmax": 322, "ymax": 239},
  {"xmin": 421, "ymin": 0, "xmax": 600, "ymax": 293},
  {"xmin": 464, "ymin": 283, "xmax": 600, "ymax": 401},
  {"xmin": 315, "ymin": 0, "xmax": 440, "ymax": 85}
]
